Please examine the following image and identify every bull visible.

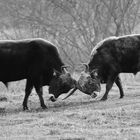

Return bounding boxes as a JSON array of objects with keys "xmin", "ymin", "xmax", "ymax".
[
  {"xmin": 0, "ymin": 38, "xmax": 76, "ymax": 110},
  {"xmin": 64, "ymin": 34, "xmax": 140, "ymax": 101}
]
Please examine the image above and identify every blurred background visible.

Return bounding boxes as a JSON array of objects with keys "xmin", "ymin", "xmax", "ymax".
[{"xmin": 0, "ymin": 0, "xmax": 140, "ymax": 80}]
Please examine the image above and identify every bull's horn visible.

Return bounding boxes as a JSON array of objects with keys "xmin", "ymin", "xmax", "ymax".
[
  {"xmin": 82, "ymin": 63, "xmax": 89, "ymax": 72},
  {"xmin": 53, "ymin": 69, "xmax": 61, "ymax": 76},
  {"xmin": 62, "ymin": 87, "xmax": 77, "ymax": 100},
  {"xmin": 61, "ymin": 65, "xmax": 71, "ymax": 73}
]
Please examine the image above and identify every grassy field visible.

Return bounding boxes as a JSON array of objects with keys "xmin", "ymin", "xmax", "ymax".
[{"xmin": 0, "ymin": 77, "xmax": 140, "ymax": 140}]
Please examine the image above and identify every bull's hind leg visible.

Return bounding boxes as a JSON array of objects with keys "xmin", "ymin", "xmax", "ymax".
[
  {"xmin": 101, "ymin": 73, "xmax": 118, "ymax": 101},
  {"xmin": 115, "ymin": 76, "xmax": 124, "ymax": 98},
  {"xmin": 33, "ymin": 78, "xmax": 47, "ymax": 109},
  {"xmin": 23, "ymin": 79, "xmax": 33, "ymax": 110}
]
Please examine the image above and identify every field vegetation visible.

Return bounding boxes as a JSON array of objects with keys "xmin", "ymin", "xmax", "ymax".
[
  {"xmin": 0, "ymin": 0, "xmax": 140, "ymax": 139},
  {"xmin": 0, "ymin": 74, "xmax": 140, "ymax": 139}
]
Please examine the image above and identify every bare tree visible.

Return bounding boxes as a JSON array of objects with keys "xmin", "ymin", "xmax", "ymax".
[{"xmin": 0, "ymin": 0, "xmax": 140, "ymax": 67}]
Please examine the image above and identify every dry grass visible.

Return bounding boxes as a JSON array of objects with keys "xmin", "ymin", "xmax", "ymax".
[{"xmin": 0, "ymin": 77, "xmax": 140, "ymax": 140}]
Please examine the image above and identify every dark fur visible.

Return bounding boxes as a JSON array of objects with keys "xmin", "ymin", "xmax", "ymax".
[
  {"xmin": 0, "ymin": 38, "xmax": 65, "ymax": 110},
  {"xmin": 88, "ymin": 34, "xmax": 140, "ymax": 100},
  {"xmin": 49, "ymin": 72, "xmax": 76, "ymax": 100}
]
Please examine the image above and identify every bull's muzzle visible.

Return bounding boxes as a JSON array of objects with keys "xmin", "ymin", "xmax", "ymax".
[
  {"xmin": 49, "ymin": 96, "xmax": 57, "ymax": 102},
  {"xmin": 91, "ymin": 91, "xmax": 99, "ymax": 98}
]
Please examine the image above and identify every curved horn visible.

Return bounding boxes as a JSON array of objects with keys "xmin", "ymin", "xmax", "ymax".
[
  {"xmin": 62, "ymin": 87, "xmax": 77, "ymax": 100},
  {"xmin": 82, "ymin": 63, "xmax": 89, "ymax": 72},
  {"xmin": 61, "ymin": 65, "xmax": 71, "ymax": 73}
]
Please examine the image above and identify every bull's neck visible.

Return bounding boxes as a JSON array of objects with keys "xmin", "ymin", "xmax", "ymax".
[
  {"xmin": 89, "ymin": 64, "xmax": 99, "ymax": 72},
  {"xmin": 54, "ymin": 61, "xmax": 64, "ymax": 73}
]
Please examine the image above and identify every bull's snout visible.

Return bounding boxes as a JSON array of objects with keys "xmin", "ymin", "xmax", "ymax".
[
  {"xmin": 91, "ymin": 91, "xmax": 99, "ymax": 98},
  {"xmin": 49, "ymin": 96, "xmax": 57, "ymax": 102},
  {"xmin": 91, "ymin": 93, "xmax": 97, "ymax": 98}
]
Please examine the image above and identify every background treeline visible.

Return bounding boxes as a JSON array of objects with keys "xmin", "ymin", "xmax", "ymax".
[{"xmin": 0, "ymin": 0, "xmax": 140, "ymax": 69}]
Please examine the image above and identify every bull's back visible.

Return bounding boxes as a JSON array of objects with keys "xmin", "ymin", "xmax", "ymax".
[
  {"xmin": 90, "ymin": 34, "xmax": 140, "ymax": 75},
  {"xmin": 107, "ymin": 35, "xmax": 140, "ymax": 73},
  {"xmin": 0, "ymin": 39, "xmax": 47, "ymax": 82}
]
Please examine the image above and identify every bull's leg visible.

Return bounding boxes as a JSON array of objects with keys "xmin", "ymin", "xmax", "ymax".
[
  {"xmin": 115, "ymin": 76, "xmax": 124, "ymax": 98},
  {"xmin": 34, "ymin": 79, "xmax": 47, "ymax": 109},
  {"xmin": 23, "ymin": 79, "xmax": 33, "ymax": 110},
  {"xmin": 101, "ymin": 73, "xmax": 117, "ymax": 101}
]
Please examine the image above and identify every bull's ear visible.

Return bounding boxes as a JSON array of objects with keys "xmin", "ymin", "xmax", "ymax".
[
  {"xmin": 66, "ymin": 72, "xmax": 71, "ymax": 77},
  {"xmin": 53, "ymin": 69, "xmax": 61, "ymax": 77},
  {"xmin": 82, "ymin": 63, "xmax": 89, "ymax": 73},
  {"xmin": 91, "ymin": 69, "xmax": 98, "ymax": 77}
]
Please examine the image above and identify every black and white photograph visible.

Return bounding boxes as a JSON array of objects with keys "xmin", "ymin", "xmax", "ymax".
[{"xmin": 0, "ymin": 0, "xmax": 140, "ymax": 139}]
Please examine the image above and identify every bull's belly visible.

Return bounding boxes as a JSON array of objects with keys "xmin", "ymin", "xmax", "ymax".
[
  {"xmin": 0, "ymin": 70, "xmax": 27, "ymax": 82},
  {"xmin": 0, "ymin": 69, "xmax": 53, "ymax": 85},
  {"xmin": 120, "ymin": 65, "xmax": 138, "ymax": 74}
]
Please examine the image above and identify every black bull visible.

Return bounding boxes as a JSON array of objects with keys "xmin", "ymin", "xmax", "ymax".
[
  {"xmin": 0, "ymin": 38, "xmax": 76, "ymax": 110},
  {"xmin": 64, "ymin": 34, "xmax": 140, "ymax": 100}
]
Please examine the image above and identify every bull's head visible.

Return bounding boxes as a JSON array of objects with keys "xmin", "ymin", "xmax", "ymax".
[
  {"xmin": 49, "ymin": 66, "xmax": 77, "ymax": 102},
  {"xmin": 63, "ymin": 64, "xmax": 101, "ymax": 100}
]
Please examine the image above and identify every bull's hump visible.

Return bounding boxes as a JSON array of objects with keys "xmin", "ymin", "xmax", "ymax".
[
  {"xmin": 91, "ymin": 34, "xmax": 140, "ymax": 56},
  {"xmin": 114, "ymin": 35, "xmax": 140, "ymax": 49},
  {"xmin": 90, "ymin": 36, "xmax": 117, "ymax": 57},
  {"xmin": 0, "ymin": 38, "xmax": 54, "ymax": 46}
]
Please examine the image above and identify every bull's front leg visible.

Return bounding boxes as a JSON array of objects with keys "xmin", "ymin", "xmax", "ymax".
[
  {"xmin": 34, "ymin": 77, "xmax": 47, "ymax": 109},
  {"xmin": 35, "ymin": 86, "xmax": 47, "ymax": 109},
  {"xmin": 101, "ymin": 73, "xmax": 118, "ymax": 101},
  {"xmin": 115, "ymin": 76, "xmax": 124, "ymax": 99},
  {"xmin": 23, "ymin": 79, "xmax": 33, "ymax": 110}
]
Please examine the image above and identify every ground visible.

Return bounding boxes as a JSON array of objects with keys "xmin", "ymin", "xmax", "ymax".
[{"xmin": 0, "ymin": 77, "xmax": 140, "ymax": 140}]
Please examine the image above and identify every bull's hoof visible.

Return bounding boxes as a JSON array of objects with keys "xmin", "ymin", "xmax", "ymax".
[
  {"xmin": 100, "ymin": 97, "xmax": 107, "ymax": 101},
  {"xmin": 23, "ymin": 106, "xmax": 29, "ymax": 111},
  {"xmin": 41, "ymin": 105, "xmax": 47, "ymax": 109},
  {"xmin": 120, "ymin": 95, "xmax": 124, "ymax": 99},
  {"xmin": 49, "ymin": 96, "xmax": 56, "ymax": 102}
]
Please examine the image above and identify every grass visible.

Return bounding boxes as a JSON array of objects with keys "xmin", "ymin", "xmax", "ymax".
[{"xmin": 0, "ymin": 76, "xmax": 140, "ymax": 140}]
